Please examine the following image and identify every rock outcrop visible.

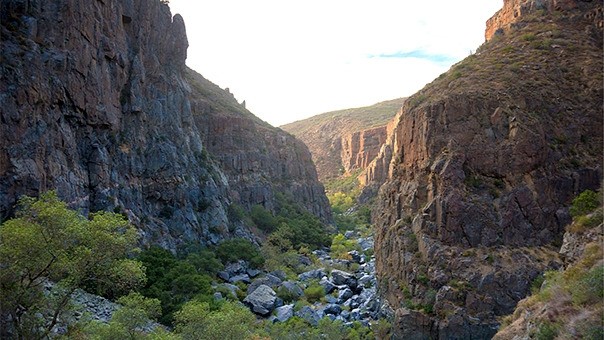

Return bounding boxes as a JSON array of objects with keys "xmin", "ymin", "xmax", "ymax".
[
  {"xmin": 282, "ymin": 99, "xmax": 404, "ymax": 181},
  {"xmin": 486, "ymin": 0, "xmax": 603, "ymax": 40},
  {"xmin": 341, "ymin": 126, "xmax": 387, "ymax": 174},
  {"xmin": 0, "ymin": 0, "xmax": 331, "ymax": 249},
  {"xmin": 374, "ymin": 1, "xmax": 603, "ymax": 338}
]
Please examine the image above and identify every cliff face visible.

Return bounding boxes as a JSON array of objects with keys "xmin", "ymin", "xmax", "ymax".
[
  {"xmin": 186, "ymin": 70, "xmax": 332, "ymax": 223},
  {"xmin": 374, "ymin": 1, "xmax": 603, "ymax": 338},
  {"xmin": 282, "ymin": 98, "xmax": 404, "ymax": 181},
  {"xmin": 486, "ymin": 0, "xmax": 603, "ymax": 40},
  {"xmin": 0, "ymin": 0, "xmax": 331, "ymax": 249},
  {"xmin": 340, "ymin": 126, "xmax": 388, "ymax": 174}
]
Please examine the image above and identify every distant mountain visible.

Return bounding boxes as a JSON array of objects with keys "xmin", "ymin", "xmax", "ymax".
[{"xmin": 281, "ymin": 98, "xmax": 405, "ymax": 181}]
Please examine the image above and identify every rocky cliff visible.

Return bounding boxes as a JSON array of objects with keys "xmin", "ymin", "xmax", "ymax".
[
  {"xmin": 282, "ymin": 98, "xmax": 404, "ymax": 181},
  {"xmin": 373, "ymin": 1, "xmax": 603, "ymax": 338},
  {"xmin": 0, "ymin": 0, "xmax": 331, "ymax": 249},
  {"xmin": 340, "ymin": 126, "xmax": 388, "ymax": 174},
  {"xmin": 186, "ymin": 69, "xmax": 332, "ymax": 222},
  {"xmin": 486, "ymin": 0, "xmax": 603, "ymax": 40}
]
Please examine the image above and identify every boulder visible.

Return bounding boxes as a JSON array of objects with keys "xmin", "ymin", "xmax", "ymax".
[
  {"xmin": 228, "ymin": 274, "xmax": 251, "ymax": 284},
  {"xmin": 215, "ymin": 283, "xmax": 241, "ymax": 300},
  {"xmin": 331, "ymin": 269, "xmax": 357, "ymax": 290},
  {"xmin": 324, "ymin": 304, "xmax": 342, "ymax": 315},
  {"xmin": 298, "ymin": 255, "xmax": 313, "ymax": 266},
  {"xmin": 243, "ymin": 285, "xmax": 277, "ymax": 316},
  {"xmin": 348, "ymin": 250, "xmax": 362, "ymax": 263},
  {"xmin": 247, "ymin": 268, "xmax": 262, "ymax": 278},
  {"xmin": 298, "ymin": 268, "xmax": 326, "ymax": 281},
  {"xmin": 358, "ymin": 274, "xmax": 374, "ymax": 287},
  {"xmin": 275, "ymin": 304, "xmax": 294, "ymax": 323},
  {"xmin": 295, "ymin": 306, "xmax": 320, "ymax": 326},
  {"xmin": 217, "ymin": 271, "xmax": 230, "ymax": 282},
  {"xmin": 338, "ymin": 288, "xmax": 354, "ymax": 303},
  {"xmin": 358, "ymin": 237, "xmax": 374, "ymax": 251},
  {"xmin": 270, "ymin": 270, "xmax": 287, "ymax": 281},
  {"xmin": 247, "ymin": 274, "xmax": 282, "ymax": 294},
  {"xmin": 319, "ymin": 277, "xmax": 336, "ymax": 294},
  {"xmin": 279, "ymin": 281, "xmax": 304, "ymax": 299}
]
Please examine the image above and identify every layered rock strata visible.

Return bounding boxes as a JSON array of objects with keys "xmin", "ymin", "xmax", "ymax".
[{"xmin": 341, "ymin": 126, "xmax": 388, "ymax": 174}]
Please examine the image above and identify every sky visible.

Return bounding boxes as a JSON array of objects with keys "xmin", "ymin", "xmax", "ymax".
[{"xmin": 168, "ymin": 1, "xmax": 503, "ymax": 127}]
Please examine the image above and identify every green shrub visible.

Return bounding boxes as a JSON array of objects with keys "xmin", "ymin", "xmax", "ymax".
[
  {"xmin": 214, "ymin": 238, "xmax": 264, "ymax": 268},
  {"xmin": 276, "ymin": 285, "xmax": 300, "ymax": 304},
  {"xmin": 534, "ymin": 321, "xmax": 559, "ymax": 340},
  {"xmin": 250, "ymin": 204, "xmax": 277, "ymax": 232},
  {"xmin": 570, "ymin": 190, "xmax": 600, "ymax": 218},
  {"xmin": 303, "ymin": 282, "xmax": 326, "ymax": 303},
  {"xmin": 571, "ymin": 264, "xmax": 604, "ymax": 305}
]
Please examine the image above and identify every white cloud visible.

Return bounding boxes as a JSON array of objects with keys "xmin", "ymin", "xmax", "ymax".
[{"xmin": 169, "ymin": 0, "xmax": 502, "ymax": 126}]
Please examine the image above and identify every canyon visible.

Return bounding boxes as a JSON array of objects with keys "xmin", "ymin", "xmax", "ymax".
[{"xmin": 0, "ymin": 0, "xmax": 602, "ymax": 338}]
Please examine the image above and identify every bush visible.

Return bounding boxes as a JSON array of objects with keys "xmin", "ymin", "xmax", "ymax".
[
  {"xmin": 571, "ymin": 264, "xmax": 604, "ymax": 305},
  {"xmin": 303, "ymin": 282, "xmax": 326, "ymax": 303},
  {"xmin": 250, "ymin": 204, "xmax": 277, "ymax": 232},
  {"xmin": 534, "ymin": 321, "xmax": 559, "ymax": 340},
  {"xmin": 570, "ymin": 190, "xmax": 600, "ymax": 218},
  {"xmin": 138, "ymin": 246, "xmax": 221, "ymax": 325},
  {"xmin": 330, "ymin": 233, "xmax": 361, "ymax": 259},
  {"xmin": 214, "ymin": 238, "xmax": 265, "ymax": 268}
]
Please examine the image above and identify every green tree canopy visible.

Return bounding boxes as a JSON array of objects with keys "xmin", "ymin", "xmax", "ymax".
[{"xmin": 0, "ymin": 191, "xmax": 145, "ymax": 339}]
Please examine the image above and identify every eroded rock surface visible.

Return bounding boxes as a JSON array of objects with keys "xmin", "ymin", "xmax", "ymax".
[
  {"xmin": 0, "ymin": 0, "xmax": 331, "ymax": 249},
  {"xmin": 374, "ymin": 1, "xmax": 603, "ymax": 338}
]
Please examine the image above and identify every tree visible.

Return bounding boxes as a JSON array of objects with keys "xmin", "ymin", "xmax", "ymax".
[
  {"xmin": 0, "ymin": 191, "xmax": 145, "ymax": 339},
  {"xmin": 174, "ymin": 300, "xmax": 259, "ymax": 340},
  {"xmin": 83, "ymin": 292, "xmax": 177, "ymax": 340}
]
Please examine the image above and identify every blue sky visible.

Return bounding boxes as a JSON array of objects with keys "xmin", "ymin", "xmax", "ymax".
[{"xmin": 168, "ymin": 1, "xmax": 502, "ymax": 126}]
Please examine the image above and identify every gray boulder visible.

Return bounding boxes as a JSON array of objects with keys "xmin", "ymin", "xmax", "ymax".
[
  {"xmin": 319, "ymin": 277, "xmax": 336, "ymax": 294},
  {"xmin": 295, "ymin": 306, "xmax": 320, "ymax": 326},
  {"xmin": 243, "ymin": 284, "xmax": 276, "ymax": 316},
  {"xmin": 275, "ymin": 304, "xmax": 294, "ymax": 323},
  {"xmin": 338, "ymin": 288, "xmax": 354, "ymax": 303},
  {"xmin": 229, "ymin": 274, "xmax": 251, "ymax": 284},
  {"xmin": 280, "ymin": 281, "xmax": 304, "ymax": 299},
  {"xmin": 324, "ymin": 304, "xmax": 342, "ymax": 315},
  {"xmin": 247, "ymin": 274, "xmax": 282, "ymax": 294},
  {"xmin": 247, "ymin": 268, "xmax": 262, "ymax": 278},
  {"xmin": 298, "ymin": 268, "xmax": 326, "ymax": 281},
  {"xmin": 331, "ymin": 269, "xmax": 357, "ymax": 290},
  {"xmin": 344, "ymin": 230, "xmax": 356, "ymax": 239}
]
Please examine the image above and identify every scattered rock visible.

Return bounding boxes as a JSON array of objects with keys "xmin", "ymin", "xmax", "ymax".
[
  {"xmin": 295, "ymin": 306, "xmax": 321, "ymax": 326},
  {"xmin": 228, "ymin": 274, "xmax": 251, "ymax": 284},
  {"xmin": 319, "ymin": 277, "xmax": 337, "ymax": 294},
  {"xmin": 331, "ymin": 269, "xmax": 357, "ymax": 290},
  {"xmin": 243, "ymin": 285, "xmax": 277, "ymax": 316},
  {"xmin": 298, "ymin": 268, "xmax": 326, "ymax": 281},
  {"xmin": 275, "ymin": 304, "xmax": 294, "ymax": 323}
]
